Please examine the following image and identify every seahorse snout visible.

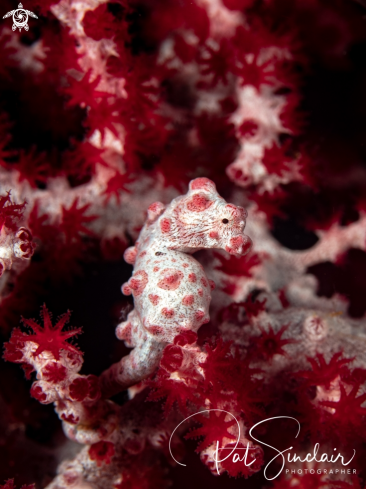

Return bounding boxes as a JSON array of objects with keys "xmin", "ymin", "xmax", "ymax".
[{"xmin": 225, "ymin": 234, "xmax": 252, "ymax": 256}]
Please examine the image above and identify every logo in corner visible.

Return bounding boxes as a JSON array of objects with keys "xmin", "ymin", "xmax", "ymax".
[{"xmin": 3, "ymin": 3, "xmax": 38, "ymax": 32}]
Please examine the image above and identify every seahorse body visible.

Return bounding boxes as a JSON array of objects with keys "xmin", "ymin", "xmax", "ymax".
[{"xmin": 100, "ymin": 178, "xmax": 251, "ymax": 397}]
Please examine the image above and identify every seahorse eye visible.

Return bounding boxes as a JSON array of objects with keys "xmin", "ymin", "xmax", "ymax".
[{"xmin": 222, "ymin": 218, "xmax": 229, "ymax": 224}]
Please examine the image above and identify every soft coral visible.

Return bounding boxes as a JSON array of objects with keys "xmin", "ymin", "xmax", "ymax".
[
  {"xmin": 3, "ymin": 304, "xmax": 82, "ymax": 362},
  {"xmin": 0, "ymin": 192, "xmax": 26, "ymax": 232},
  {"xmin": 185, "ymin": 410, "xmax": 237, "ymax": 452}
]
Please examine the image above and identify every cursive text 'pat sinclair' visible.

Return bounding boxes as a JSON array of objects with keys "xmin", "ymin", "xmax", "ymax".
[{"xmin": 169, "ymin": 410, "xmax": 356, "ymax": 480}]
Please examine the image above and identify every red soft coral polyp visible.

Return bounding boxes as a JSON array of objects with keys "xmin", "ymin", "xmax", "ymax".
[
  {"xmin": 42, "ymin": 362, "xmax": 67, "ymax": 383},
  {"xmin": 160, "ymin": 345, "xmax": 184, "ymax": 372},
  {"xmin": 61, "ymin": 413, "xmax": 80, "ymax": 425},
  {"xmin": 69, "ymin": 377, "xmax": 90, "ymax": 402},
  {"xmin": 18, "ymin": 305, "xmax": 82, "ymax": 361},
  {"xmin": 89, "ymin": 441, "xmax": 115, "ymax": 467},
  {"xmin": 30, "ymin": 383, "xmax": 48, "ymax": 404}
]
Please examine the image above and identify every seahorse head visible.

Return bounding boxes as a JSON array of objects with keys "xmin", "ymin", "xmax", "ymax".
[{"xmin": 158, "ymin": 178, "xmax": 252, "ymax": 256}]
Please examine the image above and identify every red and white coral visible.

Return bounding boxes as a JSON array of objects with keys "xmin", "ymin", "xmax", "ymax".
[
  {"xmin": 0, "ymin": 192, "xmax": 34, "ymax": 275},
  {"xmin": 0, "ymin": 0, "xmax": 366, "ymax": 488},
  {"xmin": 3, "ymin": 305, "xmax": 121, "ymax": 446}
]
